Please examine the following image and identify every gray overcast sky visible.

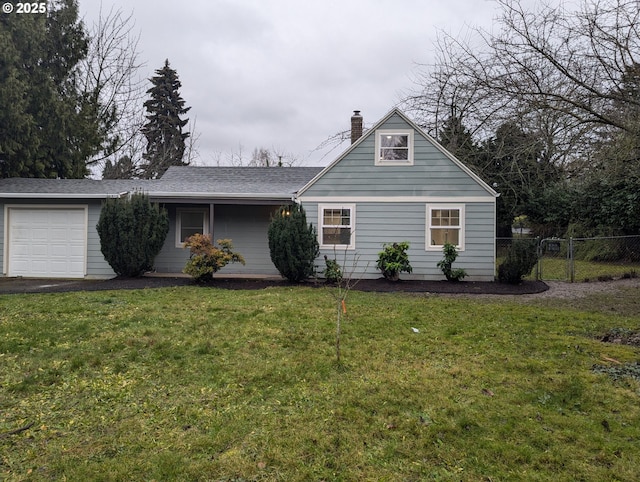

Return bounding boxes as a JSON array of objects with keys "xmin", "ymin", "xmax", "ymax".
[{"xmin": 79, "ymin": 0, "xmax": 508, "ymax": 167}]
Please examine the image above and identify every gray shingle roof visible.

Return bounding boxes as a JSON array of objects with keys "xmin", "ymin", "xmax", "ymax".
[
  {"xmin": 0, "ymin": 166, "xmax": 323, "ymax": 199},
  {"xmin": 156, "ymin": 166, "xmax": 323, "ymax": 195}
]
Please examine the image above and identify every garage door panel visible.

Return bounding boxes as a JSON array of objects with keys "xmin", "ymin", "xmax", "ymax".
[
  {"xmin": 8, "ymin": 208, "xmax": 87, "ymax": 278},
  {"xmin": 50, "ymin": 228, "xmax": 69, "ymax": 240}
]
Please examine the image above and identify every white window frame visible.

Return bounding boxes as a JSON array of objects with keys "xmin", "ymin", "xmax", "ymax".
[
  {"xmin": 176, "ymin": 208, "xmax": 209, "ymax": 247},
  {"xmin": 426, "ymin": 204, "xmax": 465, "ymax": 251},
  {"xmin": 318, "ymin": 204, "xmax": 356, "ymax": 250},
  {"xmin": 375, "ymin": 129, "xmax": 414, "ymax": 166}
]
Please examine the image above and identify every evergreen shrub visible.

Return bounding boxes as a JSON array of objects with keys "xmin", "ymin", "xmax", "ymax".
[
  {"xmin": 96, "ymin": 192, "xmax": 169, "ymax": 277},
  {"xmin": 268, "ymin": 204, "xmax": 319, "ymax": 282},
  {"xmin": 497, "ymin": 238, "xmax": 538, "ymax": 284}
]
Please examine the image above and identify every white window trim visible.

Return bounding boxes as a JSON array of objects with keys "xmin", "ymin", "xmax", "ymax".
[
  {"xmin": 426, "ymin": 204, "xmax": 465, "ymax": 251},
  {"xmin": 175, "ymin": 208, "xmax": 210, "ymax": 247},
  {"xmin": 318, "ymin": 204, "xmax": 356, "ymax": 250},
  {"xmin": 374, "ymin": 129, "xmax": 414, "ymax": 166}
]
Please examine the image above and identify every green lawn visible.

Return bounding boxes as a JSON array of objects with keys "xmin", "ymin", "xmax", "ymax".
[
  {"xmin": 2, "ymin": 285, "xmax": 640, "ymax": 481},
  {"xmin": 495, "ymin": 255, "xmax": 639, "ymax": 282},
  {"xmin": 535, "ymin": 257, "xmax": 640, "ymax": 282}
]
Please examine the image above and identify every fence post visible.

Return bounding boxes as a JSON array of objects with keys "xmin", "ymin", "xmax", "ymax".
[
  {"xmin": 536, "ymin": 237, "xmax": 542, "ymax": 281},
  {"xmin": 569, "ymin": 237, "xmax": 575, "ymax": 283}
]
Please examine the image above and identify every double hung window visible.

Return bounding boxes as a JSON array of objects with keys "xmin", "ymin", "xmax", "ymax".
[
  {"xmin": 176, "ymin": 208, "xmax": 209, "ymax": 247},
  {"xmin": 427, "ymin": 205, "xmax": 464, "ymax": 250},
  {"xmin": 375, "ymin": 129, "xmax": 414, "ymax": 165},
  {"xmin": 319, "ymin": 205, "xmax": 355, "ymax": 249}
]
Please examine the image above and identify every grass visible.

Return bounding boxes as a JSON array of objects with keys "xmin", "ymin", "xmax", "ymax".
[
  {"xmin": 511, "ymin": 256, "xmax": 639, "ymax": 282},
  {"xmin": 532, "ymin": 258, "xmax": 640, "ymax": 281},
  {"xmin": 2, "ymin": 285, "xmax": 640, "ymax": 481}
]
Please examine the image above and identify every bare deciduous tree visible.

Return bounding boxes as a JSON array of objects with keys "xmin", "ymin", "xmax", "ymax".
[
  {"xmin": 405, "ymin": 0, "xmax": 640, "ymax": 171},
  {"xmin": 80, "ymin": 5, "xmax": 145, "ymax": 176}
]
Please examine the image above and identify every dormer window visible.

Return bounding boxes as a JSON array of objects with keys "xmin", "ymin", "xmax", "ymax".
[{"xmin": 375, "ymin": 129, "xmax": 414, "ymax": 165}]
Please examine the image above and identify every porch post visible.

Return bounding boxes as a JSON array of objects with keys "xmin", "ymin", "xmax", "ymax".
[{"xmin": 209, "ymin": 203, "xmax": 215, "ymax": 239}]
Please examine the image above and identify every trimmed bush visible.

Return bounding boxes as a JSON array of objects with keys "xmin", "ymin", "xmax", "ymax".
[
  {"xmin": 323, "ymin": 255, "xmax": 343, "ymax": 283},
  {"xmin": 377, "ymin": 241, "xmax": 412, "ymax": 281},
  {"xmin": 268, "ymin": 204, "xmax": 319, "ymax": 282},
  {"xmin": 183, "ymin": 235, "xmax": 245, "ymax": 282},
  {"xmin": 96, "ymin": 192, "xmax": 169, "ymax": 277},
  {"xmin": 498, "ymin": 238, "xmax": 538, "ymax": 284}
]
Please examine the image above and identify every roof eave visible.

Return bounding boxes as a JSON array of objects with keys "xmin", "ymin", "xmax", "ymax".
[{"xmin": 0, "ymin": 192, "xmax": 123, "ymax": 199}]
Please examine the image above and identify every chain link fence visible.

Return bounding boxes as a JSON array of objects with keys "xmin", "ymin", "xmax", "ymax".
[{"xmin": 497, "ymin": 235, "xmax": 640, "ymax": 282}]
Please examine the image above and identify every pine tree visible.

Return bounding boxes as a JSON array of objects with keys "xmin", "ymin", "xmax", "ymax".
[
  {"xmin": 140, "ymin": 60, "xmax": 190, "ymax": 179},
  {"xmin": 0, "ymin": 0, "xmax": 108, "ymax": 178},
  {"xmin": 102, "ymin": 156, "xmax": 141, "ymax": 179}
]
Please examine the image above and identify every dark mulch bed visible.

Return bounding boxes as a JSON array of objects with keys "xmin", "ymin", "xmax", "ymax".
[{"xmin": 0, "ymin": 275, "xmax": 548, "ymax": 295}]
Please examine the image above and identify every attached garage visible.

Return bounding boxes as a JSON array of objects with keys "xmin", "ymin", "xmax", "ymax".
[{"xmin": 5, "ymin": 206, "xmax": 87, "ymax": 278}]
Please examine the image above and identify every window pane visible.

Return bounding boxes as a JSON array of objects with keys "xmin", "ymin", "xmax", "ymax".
[
  {"xmin": 381, "ymin": 134, "xmax": 408, "ymax": 148},
  {"xmin": 431, "ymin": 209, "xmax": 460, "ymax": 228},
  {"xmin": 180, "ymin": 211, "xmax": 204, "ymax": 242},
  {"xmin": 380, "ymin": 148, "xmax": 409, "ymax": 161},
  {"xmin": 323, "ymin": 208, "xmax": 350, "ymax": 226},
  {"xmin": 323, "ymin": 227, "xmax": 351, "ymax": 245},
  {"xmin": 340, "ymin": 209, "xmax": 350, "ymax": 224},
  {"xmin": 181, "ymin": 227, "xmax": 202, "ymax": 242},
  {"xmin": 323, "ymin": 209, "xmax": 340, "ymax": 225},
  {"xmin": 430, "ymin": 228, "xmax": 459, "ymax": 246},
  {"xmin": 182, "ymin": 212, "xmax": 203, "ymax": 229}
]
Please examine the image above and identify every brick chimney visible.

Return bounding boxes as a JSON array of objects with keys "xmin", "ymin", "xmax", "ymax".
[{"xmin": 350, "ymin": 110, "xmax": 363, "ymax": 144}]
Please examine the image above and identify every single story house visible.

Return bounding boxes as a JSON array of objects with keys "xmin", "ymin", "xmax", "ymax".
[{"xmin": 0, "ymin": 108, "xmax": 498, "ymax": 281}]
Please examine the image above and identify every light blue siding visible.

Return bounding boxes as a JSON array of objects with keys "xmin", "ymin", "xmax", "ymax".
[
  {"xmin": 153, "ymin": 204, "xmax": 194, "ymax": 273},
  {"xmin": 304, "ymin": 202, "xmax": 495, "ymax": 281},
  {"xmin": 154, "ymin": 204, "xmax": 281, "ymax": 275},
  {"xmin": 302, "ymin": 113, "xmax": 491, "ymax": 198},
  {"xmin": 299, "ymin": 110, "xmax": 497, "ymax": 281},
  {"xmin": 214, "ymin": 205, "xmax": 280, "ymax": 275},
  {"xmin": 86, "ymin": 202, "xmax": 116, "ymax": 278}
]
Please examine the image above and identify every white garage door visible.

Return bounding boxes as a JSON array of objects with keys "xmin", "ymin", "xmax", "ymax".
[{"xmin": 7, "ymin": 207, "xmax": 87, "ymax": 278}]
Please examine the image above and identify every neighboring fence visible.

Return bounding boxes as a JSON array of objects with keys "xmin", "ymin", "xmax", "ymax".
[{"xmin": 496, "ymin": 235, "xmax": 640, "ymax": 282}]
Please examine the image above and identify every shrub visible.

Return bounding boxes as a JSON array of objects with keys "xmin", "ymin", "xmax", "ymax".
[
  {"xmin": 96, "ymin": 192, "xmax": 169, "ymax": 277},
  {"xmin": 437, "ymin": 242, "xmax": 467, "ymax": 282},
  {"xmin": 497, "ymin": 238, "xmax": 538, "ymax": 284},
  {"xmin": 377, "ymin": 242, "xmax": 412, "ymax": 281},
  {"xmin": 323, "ymin": 255, "xmax": 343, "ymax": 283},
  {"xmin": 268, "ymin": 204, "xmax": 319, "ymax": 282},
  {"xmin": 183, "ymin": 235, "xmax": 245, "ymax": 282}
]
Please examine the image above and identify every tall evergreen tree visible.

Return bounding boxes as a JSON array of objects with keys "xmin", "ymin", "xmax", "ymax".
[
  {"xmin": 0, "ymin": 0, "xmax": 109, "ymax": 178},
  {"xmin": 102, "ymin": 156, "xmax": 141, "ymax": 179},
  {"xmin": 140, "ymin": 60, "xmax": 190, "ymax": 179}
]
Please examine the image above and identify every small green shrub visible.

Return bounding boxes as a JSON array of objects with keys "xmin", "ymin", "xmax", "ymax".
[
  {"xmin": 437, "ymin": 242, "xmax": 467, "ymax": 282},
  {"xmin": 267, "ymin": 204, "xmax": 319, "ymax": 282},
  {"xmin": 183, "ymin": 234, "xmax": 245, "ymax": 282},
  {"xmin": 497, "ymin": 238, "xmax": 538, "ymax": 284},
  {"xmin": 376, "ymin": 242, "xmax": 412, "ymax": 281},
  {"xmin": 96, "ymin": 192, "xmax": 169, "ymax": 277},
  {"xmin": 323, "ymin": 255, "xmax": 343, "ymax": 283}
]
